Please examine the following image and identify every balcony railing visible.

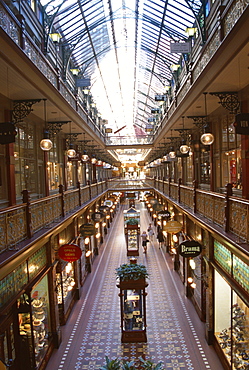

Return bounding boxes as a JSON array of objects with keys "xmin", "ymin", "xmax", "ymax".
[{"xmin": 0, "ymin": 178, "xmax": 248, "ymax": 255}]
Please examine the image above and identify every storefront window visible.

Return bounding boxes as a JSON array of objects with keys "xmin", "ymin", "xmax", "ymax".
[
  {"xmin": 17, "ymin": 275, "xmax": 51, "ymax": 370},
  {"xmin": 56, "ymin": 262, "xmax": 76, "ymax": 324},
  {"xmin": 221, "ymin": 117, "xmax": 241, "ymax": 190},
  {"xmin": 214, "ymin": 270, "xmax": 249, "ymax": 368}
]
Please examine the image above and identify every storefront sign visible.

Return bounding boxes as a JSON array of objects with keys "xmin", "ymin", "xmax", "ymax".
[
  {"xmin": 157, "ymin": 210, "xmax": 171, "ymax": 219},
  {"xmin": 91, "ymin": 212, "xmax": 105, "ymax": 222},
  {"xmin": 0, "ymin": 122, "xmax": 17, "ymax": 144},
  {"xmin": 149, "ymin": 198, "xmax": 158, "ymax": 205},
  {"xmin": 234, "ymin": 113, "xmax": 249, "ymax": 134},
  {"xmin": 163, "ymin": 220, "xmax": 182, "ymax": 233},
  {"xmin": 58, "ymin": 244, "xmax": 82, "ymax": 262},
  {"xmin": 79, "ymin": 223, "xmax": 95, "ymax": 237},
  {"xmin": 104, "ymin": 199, "xmax": 113, "ymax": 207},
  {"xmin": 99, "ymin": 205, "xmax": 110, "ymax": 213},
  {"xmin": 179, "ymin": 240, "xmax": 202, "ymax": 257},
  {"xmin": 153, "ymin": 203, "xmax": 163, "ymax": 211}
]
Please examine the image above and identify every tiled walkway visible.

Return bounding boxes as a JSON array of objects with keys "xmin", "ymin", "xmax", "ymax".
[{"xmin": 45, "ymin": 202, "xmax": 225, "ymax": 370}]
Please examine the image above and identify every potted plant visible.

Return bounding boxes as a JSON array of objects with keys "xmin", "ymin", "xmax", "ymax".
[
  {"xmin": 121, "ymin": 360, "xmax": 136, "ymax": 370},
  {"xmin": 99, "ymin": 356, "xmax": 120, "ymax": 370},
  {"xmin": 126, "ymin": 218, "xmax": 139, "ymax": 225},
  {"xmin": 99, "ymin": 357, "xmax": 164, "ymax": 370},
  {"xmin": 139, "ymin": 357, "xmax": 164, "ymax": 370},
  {"xmin": 115, "ymin": 263, "xmax": 149, "ymax": 282}
]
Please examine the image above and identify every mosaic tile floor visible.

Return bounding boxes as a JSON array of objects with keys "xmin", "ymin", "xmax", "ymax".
[{"xmin": 46, "ymin": 203, "xmax": 225, "ymax": 370}]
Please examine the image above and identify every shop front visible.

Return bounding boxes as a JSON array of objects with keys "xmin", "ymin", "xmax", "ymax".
[
  {"xmin": 0, "ymin": 245, "xmax": 53, "ymax": 370},
  {"xmin": 56, "ymin": 261, "xmax": 78, "ymax": 326},
  {"xmin": 213, "ymin": 240, "xmax": 249, "ymax": 370}
]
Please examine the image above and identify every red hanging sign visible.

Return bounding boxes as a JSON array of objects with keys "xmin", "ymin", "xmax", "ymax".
[{"xmin": 58, "ymin": 244, "xmax": 82, "ymax": 262}]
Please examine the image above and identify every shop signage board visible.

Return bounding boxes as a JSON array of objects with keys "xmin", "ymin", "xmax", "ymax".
[
  {"xmin": 179, "ymin": 240, "xmax": 202, "ymax": 257},
  {"xmin": 79, "ymin": 223, "xmax": 95, "ymax": 237},
  {"xmin": 99, "ymin": 205, "xmax": 110, "ymax": 213},
  {"xmin": 157, "ymin": 210, "xmax": 171, "ymax": 219},
  {"xmin": 153, "ymin": 203, "xmax": 163, "ymax": 211},
  {"xmin": 149, "ymin": 198, "xmax": 158, "ymax": 205},
  {"xmin": 234, "ymin": 113, "xmax": 249, "ymax": 135},
  {"xmin": 0, "ymin": 122, "xmax": 17, "ymax": 144},
  {"xmin": 58, "ymin": 244, "xmax": 82, "ymax": 262},
  {"xmin": 91, "ymin": 212, "xmax": 105, "ymax": 222},
  {"xmin": 163, "ymin": 220, "xmax": 182, "ymax": 233},
  {"xmin": 104, "ymin": 199, "xmax": 113, "ymax": 207}
]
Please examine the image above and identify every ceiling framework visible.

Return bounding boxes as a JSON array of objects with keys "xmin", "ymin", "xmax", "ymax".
[{"xmin": 42, "ymin": 0, "xmax": 200, "ymax": 161}]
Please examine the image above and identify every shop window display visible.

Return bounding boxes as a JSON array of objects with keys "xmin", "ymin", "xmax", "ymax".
[
  {"xmin": 56, "ymin": 262, "xmax": 76, "ymax": 315},
  {"xmin": 18, "ymin": 275, "xmax": 51, "ymax": 369},
  {"xmin": 214, "ymin": 271, "xmax": 249, "ymax": 369}
]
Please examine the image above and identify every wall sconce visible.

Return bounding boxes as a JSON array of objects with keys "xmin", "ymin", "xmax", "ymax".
[
  {"xmin": 170, "ymin": 64, "xmax": 180, "ymax": 72},
  {"xmin": 85, "ymin": 250, "xmax": 91, "ymax": 257},
  {"xmin": 49, "ymin": 32, "xmax": 62, "ymax": 43},
  {"xmin": 70, "ymin": 68, "xmax": 80, "ymax": 76},
  {"xmin": 84, "ymin": 237, "xmax": 90, "ymax": 245},
  {"xmin": 172, "ymin": 234, "xmax": 178, "ymax": 243},
  {"xmin": 185, "ymin": 27, "xmax": 197, "ymax": 37},
  {"xmin": 189, "ymin": 259, "xmax": 196, "ymax": 270}
]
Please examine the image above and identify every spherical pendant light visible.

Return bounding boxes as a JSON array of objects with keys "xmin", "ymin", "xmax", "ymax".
[
  {"xmin": 200, "ymin": 132, "xmax": 214, "ymax": 145},
  {"xmin": 67, "ymin": 144, "xmax": 76, "ymax": 158},
  {"xmin": 40, "ymin": 138, "xmax": 53, "ymax": 151}
]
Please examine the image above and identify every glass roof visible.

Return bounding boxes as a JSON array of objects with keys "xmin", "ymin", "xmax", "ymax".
[{"xmin": 42, "ymin": 0, "xmax": 201, "ymax": 140}]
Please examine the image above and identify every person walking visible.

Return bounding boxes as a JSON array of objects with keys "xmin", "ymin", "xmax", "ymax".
[
  {"xmin": 141, "ymin": 231, "xmax": 149, "ymax": 253},
  {"xmin": 157, "ymin": 227, "xmax": 164, "ymax": 249},
  {"xmin": 147, "ymin": 223, "xmax": 154, "ymax": 241}
]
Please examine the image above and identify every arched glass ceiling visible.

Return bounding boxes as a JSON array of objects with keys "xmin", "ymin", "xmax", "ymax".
[{"xmin": 42, "ymin": 0, "xmax": 202, "ymax": 137}]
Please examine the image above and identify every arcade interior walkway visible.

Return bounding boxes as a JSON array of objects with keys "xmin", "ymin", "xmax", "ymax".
[{"xmin": 45, "ymin": 201, "xmax": 225, "ymax": 370}]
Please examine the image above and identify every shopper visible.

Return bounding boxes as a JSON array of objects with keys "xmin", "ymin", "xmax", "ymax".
[
  {"xmin": 157, "ymin": 227, "xmax": 164, "ymax": 249},
  {"xmin": 141, "ymin": 231, "xmax": 149, "ymax": 253},
  {"xmin": 147, "ymin": 223, "xmax": 154, "ymax": 241}
]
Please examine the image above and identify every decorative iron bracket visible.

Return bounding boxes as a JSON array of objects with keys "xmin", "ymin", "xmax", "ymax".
[
  {"xmin": 12, "ymin": 99, "xmax": 41, "ymax": 123},
  {"xmin": 209, "ymin": 92, "xmax": 240, "ymax": 114},
  {"xmin": 187, "ymin": 116, "xmax": 207, "ymax": 133},
  {"xmin": 47, "ymin": 121, "xmax": 70, "ymax": 136}
]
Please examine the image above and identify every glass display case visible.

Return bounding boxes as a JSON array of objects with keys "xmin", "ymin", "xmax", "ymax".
[
  {"xmin": 125, "ymin": 228, "xmax": 139, "ymax": 256},
  {"xmin": 117, "ymin": 278, "xmax": 147, "ymax": 343}
]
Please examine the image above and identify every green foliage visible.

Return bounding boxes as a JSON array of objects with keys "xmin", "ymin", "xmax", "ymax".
[
  {"xmin": 115, "ymin": 263, "xmax": 149, "ymax": 281},
  {"xmin": 139, "ymin": 357, "xmax": 164, "ymax": 370},
  {"xmin": 120, "ymin": 360, "xmax": 136, "ymax": 370},
  {"xmin": 99, "ymin": 357, "xmax": 164, "ymax": 370},
  {"xmin": 99, "ymin": 356, "xmax": 121, "ymax": 370},
  {"xmin": 126, "ymin": 218, "xmax": 138, "ymax": 225}
]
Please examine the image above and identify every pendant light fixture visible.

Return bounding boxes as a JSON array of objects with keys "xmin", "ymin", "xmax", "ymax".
[
  {"xmin": 40, "ymin": 99, "xmax": 53, "ymax": 151},
  {"xmin": 67, "ymin": 122, "xmax": 76, "ymax": 158},
  {"xmin": 179, "ymin": 116, "xmax": 190, "ymax": 154},
  {"xmin": 81, "ymin": 133, "xmax": 89, "ymax": 161},
  {"xmin": 200, "ymin": 93, "xmax": 214, "ymax": 145},
  {"xmin": 168, "ymin": 129, "xmax": 176, "ymax": 158}
]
